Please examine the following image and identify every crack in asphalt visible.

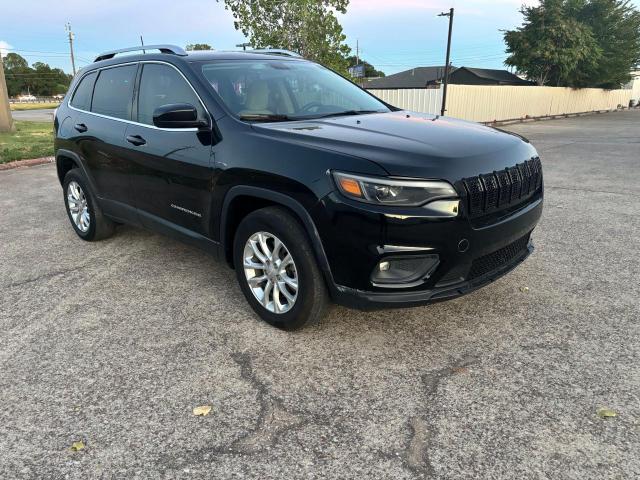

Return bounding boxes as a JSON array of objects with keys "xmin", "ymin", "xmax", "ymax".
[
  {"xmin": 229, "ymin": 351, "xmax": 304, "ymax": 454},
  {"xmin": 0, "ymin": 265, "xmax": 87, "ymax": 291},
  {"xmin": 154, "ymin": 350, "xmax": 315, "ymax": 473},
  {"xmin": 402, "ymin": 356, "xmax": 478, "ymax": 478},
  {"xmin": 0, "ymin": 247, "xmax": 160, "ymax": 292}
]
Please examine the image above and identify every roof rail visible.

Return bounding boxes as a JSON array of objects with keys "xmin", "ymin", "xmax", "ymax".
[
  {"xmin": 94, "ymin": 44, "xmax": 188, "ymax": 62},
  {"xmin": 247, "ymin": 49, "xmax": 303, "ymax": 58}
]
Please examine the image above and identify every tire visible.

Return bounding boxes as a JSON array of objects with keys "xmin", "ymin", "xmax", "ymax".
[
  {"xmin": 233, "ymin": 206, "xmax": 330, "ymax": 330},
  {"xmin": 63, "ymin": 169, "xmax": 115, "ymax": 241}
]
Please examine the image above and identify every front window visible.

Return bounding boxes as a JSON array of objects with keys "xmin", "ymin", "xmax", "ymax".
[
  {"xmin": 199, "ymin": 60, "xmax": 390, "ymax": 121},
  {"xmin": 137, "ymin": 63, "xmax": 206, "ymax": 126}
]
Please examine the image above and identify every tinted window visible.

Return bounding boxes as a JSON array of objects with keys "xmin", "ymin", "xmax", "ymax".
[
  {"xmin": 137, "ymin": 63, "xmax": 205, "ymax": 125},
  {"xmin": 91, "ymin": 65, "xmax": 137, "ymax": 120},
  {"xmin": 70, "ymin": 71, "xmax": 97, "ymax": 111}
]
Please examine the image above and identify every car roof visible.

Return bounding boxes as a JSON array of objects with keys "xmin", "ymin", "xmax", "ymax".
[
  {"xmin": 185, "ymin": 50, "xmax": 307, "ymax": 61},
  {"xmin": 83, "ymin": 50, "xmax": 308, "ymax": 73}
]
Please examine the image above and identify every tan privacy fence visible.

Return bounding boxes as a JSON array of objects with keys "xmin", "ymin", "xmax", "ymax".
[
  {"xmin": 367, "ymin": 88, "xmax": 443, "ymax": 117},
  {"xmin": 368, "ymin": 85, "xmax": 632, "ymax": 123}
]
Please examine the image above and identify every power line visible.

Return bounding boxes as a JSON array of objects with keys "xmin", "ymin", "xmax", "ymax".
[
  {"xmin": 7, "ymin": 48, "xmax": 73, "ymax": 55},
  {"xmin": 4, "ymin": 53, "xmax": 72, "ymax": 58},
  {"xmin": 6, "ymin": 48, "xmax": 93, "ymax": 63},
  {"xmin": 4, "ymin": 47, "xmax": 91, "ymax": 71},
  {"xmin": 5, "ymin": 73, "xmax": 71, "ymax": 77}
]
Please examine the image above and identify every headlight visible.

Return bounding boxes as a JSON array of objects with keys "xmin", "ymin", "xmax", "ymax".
[{"xmin": 332, "ymin": 171, "xmax": 457, "ymax": 206}]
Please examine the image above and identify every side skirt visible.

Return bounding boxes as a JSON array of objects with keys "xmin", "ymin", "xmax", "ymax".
[{"xmin": 99, "ymin": 197, "xmax": 223, "ymax": 261}]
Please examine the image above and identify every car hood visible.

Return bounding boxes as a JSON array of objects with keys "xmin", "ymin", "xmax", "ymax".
[{"xmin": 251, "ymin": 111, "xmax": 538, "ymax": 181}]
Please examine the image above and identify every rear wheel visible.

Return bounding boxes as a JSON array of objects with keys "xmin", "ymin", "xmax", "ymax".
[
  {"xmin": 63, "ymin": 169, "xmax": 115, "ymax": 241},
  {"xmin": 233, "ymin": 207, "xmax": 329, "ymax": 330}
]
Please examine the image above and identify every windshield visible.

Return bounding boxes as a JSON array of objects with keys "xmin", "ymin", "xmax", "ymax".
[{"xmin": 199, "ymin": 60, "xmax": 390, "ymax": 120}]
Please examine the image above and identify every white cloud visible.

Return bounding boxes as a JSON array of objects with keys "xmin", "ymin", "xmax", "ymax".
[{"xmin": 0, "ymin": 40, "xmax": 13, "ymax": 58}]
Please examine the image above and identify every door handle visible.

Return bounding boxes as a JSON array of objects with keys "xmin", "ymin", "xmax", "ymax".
[
  {"xmin": 126, "ymin": 134, "xmax": 147, "ymax": 146},
  {"xmin": 74, "ymin": 123, "xmax": 88, "ymax": 133}
]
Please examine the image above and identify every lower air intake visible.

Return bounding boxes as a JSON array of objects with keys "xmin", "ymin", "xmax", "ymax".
[{"xmin": 468, "ymin": 234, "xmax": 531, "ymax": 280}]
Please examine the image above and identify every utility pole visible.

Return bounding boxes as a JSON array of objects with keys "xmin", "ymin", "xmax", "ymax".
[
  {"xmin": 0, "ymin": 53, "xmax": 15, "ymax": 132},
  {"xmin": 438, "ymin": 8, "xmax": 454, "ymax": 116},
  {"xmin": 65, "ymin": 22, "xmax": 76, "ymax": 76},
  {"xmin": 356, "ymin": 39, "xmax": 362, "ymax": 86},
  {"xmin": 140, "ymin": 35, "xmax": 146, "ymax": 54}
]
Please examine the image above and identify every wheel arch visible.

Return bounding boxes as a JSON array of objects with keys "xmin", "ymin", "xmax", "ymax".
[
  {"xmin": 55, "ymin": 150, "xmax": 81, "ymax": 186},
  {"xmin": 55, "ymin": 149, "xmax": 97, "ymax": 190},
  {"xmin": 220, "ymin": 186, "xmax": 336, "ymax": 289}
]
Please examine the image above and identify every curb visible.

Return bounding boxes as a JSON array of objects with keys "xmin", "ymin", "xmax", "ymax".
[
  {"xmin": 486, "ymin": 107, "xmax": 639, "ymax": 127},
  {"xmin": 0, "ymin": 156, "xmax": 55, "ymax": 171}
]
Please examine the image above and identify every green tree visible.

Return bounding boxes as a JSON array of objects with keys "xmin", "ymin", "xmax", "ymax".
[
  {"xmin": 2, "ymin": 53, "xmax": 72, "ymax": 97},
  {"xmin": 504, "ymin": 0, "xmax": 640, "ymax": 88},
  {"xmin": 218, "ymin": 0, "xmax": 351, "ymax": 75},
  {"xmin": 504, "ymin": 0, "xmax": 601, "ymax": 86},
  {"xmin": 3, "ymin": 53, "xmax": 28, "ymax": 70},
  {"xmin": 186, "ymin": 43, "xmax": 213, "ymax": 51},
  {"xmin": 571, "ymin": 0, "xmax": 640, "ymax": 88},
  {"xmin": 346, "ymin": 56, "xmax": 385, "ymax": 78}
]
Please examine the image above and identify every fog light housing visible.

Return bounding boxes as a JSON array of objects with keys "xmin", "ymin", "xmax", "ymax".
[{"xmin": 371, "ymin": 254, "xmax": 440, "ymax": 287}]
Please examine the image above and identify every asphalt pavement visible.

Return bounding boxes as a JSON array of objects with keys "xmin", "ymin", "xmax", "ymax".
[
  {"xmin": 11, "ymin": 108, "xmax": 55, "ymax": 122},
  {"xmin": 0, "ymin": 110, "xmax": 638, "ymax": 479}
]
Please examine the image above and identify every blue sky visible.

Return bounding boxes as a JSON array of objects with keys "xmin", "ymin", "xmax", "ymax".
[{"xmin": 1, "ymin": 0, "xmax": 638, "ymax": 76}]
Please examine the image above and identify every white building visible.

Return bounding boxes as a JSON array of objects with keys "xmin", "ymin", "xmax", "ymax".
[{"xmin": 625, "ymin": 70, "xmax": 640, "ymax": 104}]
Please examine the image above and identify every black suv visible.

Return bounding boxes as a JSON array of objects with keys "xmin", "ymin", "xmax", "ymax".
[{"xmin": 54, "ymin": 45, "xmax": 543, "ymax": 329}]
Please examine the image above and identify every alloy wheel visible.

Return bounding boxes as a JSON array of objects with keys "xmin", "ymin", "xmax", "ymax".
[
  {"xmin": 67, "ymin": 181, "xmax": 90, "ymax": 233},
  {"xmin": 243, "ymin": 231, "xmax": 298, "ymax": 314}
]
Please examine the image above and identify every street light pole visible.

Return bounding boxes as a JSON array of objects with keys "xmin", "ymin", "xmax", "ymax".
[{"xmin": 438, "ymin": 8, "xmax": 454, "ymax": 116}]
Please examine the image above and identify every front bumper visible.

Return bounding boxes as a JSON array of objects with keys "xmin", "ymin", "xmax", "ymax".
[
  {"xmin": 332, "ymin": 238, "xmax": 533, "ymax": 310},
  {"xmin": 311, "ymin": 190, "xmax": 543, "ymax": 310}
]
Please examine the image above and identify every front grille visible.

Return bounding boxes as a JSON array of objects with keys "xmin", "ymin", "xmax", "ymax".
[
  {"xmin": 462, "ymin": 157, "xmax": 542, "ymax": 218},
  {"xmin": 468, "ymin": 234, "xmax": 530, "ymax": 280}
]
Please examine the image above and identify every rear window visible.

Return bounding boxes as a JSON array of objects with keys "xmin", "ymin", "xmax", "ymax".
[
  {"xmin": 91, "ymin": 65, "xmax": 137, "ymax": 120},
  {"xmin": 70, "ymin": 71, "xmax": 97, "ymax": 111}
]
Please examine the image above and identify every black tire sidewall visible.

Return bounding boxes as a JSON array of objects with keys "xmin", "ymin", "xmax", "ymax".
[
  {"xmin": 233, "ymin": 209, "xmax": 325, "ymax": 329},
  {"xmin": 63, "ymin": 170, "xmax": 98, "ymax": 241}
]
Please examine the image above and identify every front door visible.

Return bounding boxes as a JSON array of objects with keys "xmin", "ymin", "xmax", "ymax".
[{"xmin": 123, "ymin": 62, "xmax": 215, "ymax": 237}]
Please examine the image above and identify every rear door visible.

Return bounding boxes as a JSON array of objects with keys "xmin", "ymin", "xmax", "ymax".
[
  {"xmin": 85, "ymin": 64, "xmax": 139, "ymax": 212},
  {"xmin": 123, "ymin": 62, "xmax": 214, "ymax": 236},
  {"xmin": 67, "ymin": 64, "xmax": 139, "ymax": 215}
]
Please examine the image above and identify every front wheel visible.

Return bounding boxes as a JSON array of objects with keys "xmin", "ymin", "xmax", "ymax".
[{"xmin": 233, "ymin": 207, "xmax": 329, "ymax": 330}]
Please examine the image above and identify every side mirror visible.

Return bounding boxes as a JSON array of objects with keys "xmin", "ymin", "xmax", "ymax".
[{"xmin": 152, "ymin": 103, "xmax": 208, "ymax": 129}]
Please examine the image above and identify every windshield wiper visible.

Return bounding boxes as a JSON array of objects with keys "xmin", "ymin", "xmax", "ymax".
[
  {"xmin": 308, "ymin": 110, "xmax": 385, "ymax": 119},
  {"xmin": 240, "ymin": 110, "xmax": 385, "ymax": 122},
  {"xmin": 239, "ymin": 114, "xmax": 294, "ymax": 122}
]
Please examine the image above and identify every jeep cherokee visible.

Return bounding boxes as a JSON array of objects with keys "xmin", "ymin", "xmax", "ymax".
[{"xmin": 54, "ymin": 45, "xmax": 543, "ymax": 329}]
